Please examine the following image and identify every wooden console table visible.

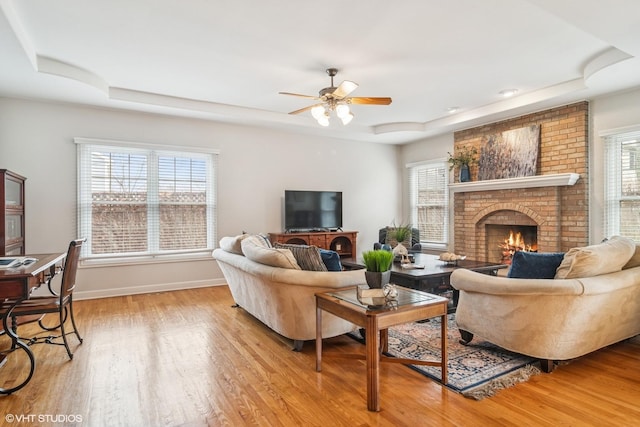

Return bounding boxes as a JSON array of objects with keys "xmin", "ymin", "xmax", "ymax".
[{"xmin": 269, "ymin": 230, "xmax": 358, "ymax": 258}]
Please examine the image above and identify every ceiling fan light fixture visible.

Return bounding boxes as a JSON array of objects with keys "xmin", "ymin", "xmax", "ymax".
[
  {"xmin": 340, "ymin": 112, "xmax": 354, "ymax": 125},
  {"xmin": 311, "ymin": 105, "xmax": 326, "ymax": 120},
  {"xmin": 336, "ymin": 104, "xmax": 351, "ymax": 118},
  {"xmin": 317, "ymin": 115, "xmax": 330, "ymax": 127}
]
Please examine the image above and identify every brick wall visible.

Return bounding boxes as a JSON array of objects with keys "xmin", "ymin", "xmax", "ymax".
[{"xmin": 452, "ymin": 102, "xmax": 589, "ymax": 260}]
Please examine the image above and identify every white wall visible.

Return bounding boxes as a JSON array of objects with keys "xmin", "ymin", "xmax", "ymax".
[
  {"xmin": 0, "ymin": 98, "xmax": 400, "ymax": 299},
  {"xmin": 590, "ymin": 87, "xmax": 640, "ymax": 243}
]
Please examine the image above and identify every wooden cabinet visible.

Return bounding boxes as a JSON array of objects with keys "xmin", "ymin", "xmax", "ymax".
[
  {"xmin": 0, "ymin": 170, "xmax": 26, "ymax": 256},
  {"xmin": 269, "ymin": 231, "xmax": 358, "ymax": 258}
]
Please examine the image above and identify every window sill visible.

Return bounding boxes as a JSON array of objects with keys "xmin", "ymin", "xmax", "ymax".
[{"xmin": 80, "ymin": 250, "xmax": 213, "ymax": 268}]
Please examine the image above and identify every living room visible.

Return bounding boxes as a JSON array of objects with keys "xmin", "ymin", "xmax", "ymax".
[{"xmin": 1, "ymin": 1, "xmax": 640, "ymax": 425}]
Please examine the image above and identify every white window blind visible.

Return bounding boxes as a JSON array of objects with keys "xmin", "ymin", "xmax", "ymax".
[
  {"xmin": 76, "ymin": 139, "xmax": 217, "ymax": 260},
  {"xmin": 408, "ymin": 160, "xmax": 448, "ymax": 246},
  {"xmin": 604, "ymin": 130, "xmax": 640, "ymax": 241}
]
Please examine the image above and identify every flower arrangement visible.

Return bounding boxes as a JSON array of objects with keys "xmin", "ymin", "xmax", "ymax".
[{"xmin": 447, "ymin": 146, "xmax": 478, "ymax": 171}]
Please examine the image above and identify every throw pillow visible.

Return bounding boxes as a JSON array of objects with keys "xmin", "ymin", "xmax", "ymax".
[
  {"xmin": 554, "ymin": 235, "xmax": 636, "ymax": 279},
  {"xmin": 241, "ymin": 236, "xmax": 300, "ymax": 269},
  {"xmin": 507, "ymin": 251, "xmax": 565, "ymax": 279},
  {"xmin": 319, "ymin": 249, "xmax": 343, "ymax": 271},
  {"xmin": 273, "ymin": 243, "xmax": 327, "ymax": 271},
  {"xmin": 623, "ymin": 244, "xmax": 640, "ymax": 269},
  {"xmin": 219, "ymin": 234, "xmax": 248, "ymax": 255}
]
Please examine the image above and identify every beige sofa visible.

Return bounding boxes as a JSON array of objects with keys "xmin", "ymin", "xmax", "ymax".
[
  {"xmin": 212, "ymin": 234, "xmax": 365, "ymax": 350},
  {"xmin": 450, "ymin": 236, "xmax": 640, "ymax": 372}
]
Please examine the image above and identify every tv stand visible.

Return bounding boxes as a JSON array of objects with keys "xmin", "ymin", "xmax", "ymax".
[{"xmin": 269, "ymin": 230, "xmax": 358, "ymax": 258}]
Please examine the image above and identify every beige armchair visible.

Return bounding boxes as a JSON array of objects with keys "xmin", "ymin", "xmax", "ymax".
[{"xmin": 450, "ymin": 265, "xmax": 640, "ymax": 372}]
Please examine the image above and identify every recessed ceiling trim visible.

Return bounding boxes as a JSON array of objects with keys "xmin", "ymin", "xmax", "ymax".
[
  {"xmin": 583, "ymin": 46, "xmax": 633, "ymax": 83},
  {"xmin": 37, "ymin": 55, "xmax": 108, "ymax": 93}
]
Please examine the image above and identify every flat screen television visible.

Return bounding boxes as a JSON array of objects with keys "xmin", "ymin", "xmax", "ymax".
[{"xmin": 284, "ymin": 190, "xmax": 343, "ymax": 231}]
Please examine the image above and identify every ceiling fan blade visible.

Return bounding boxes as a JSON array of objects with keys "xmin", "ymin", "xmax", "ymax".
[
  {"xmin": 288, "ymin": 103, "xmax": 323, "ymax": 115},
  {"xmin": 349, "ymin": 97, "xmax": 393, "ymax": 105},
  {"xmin": 279, "ymin": 92, "xmax": 319, "ymax": 100},
  {"xmin": 332, "ymin": 80, "xmax": 358, "ymax": 99}
]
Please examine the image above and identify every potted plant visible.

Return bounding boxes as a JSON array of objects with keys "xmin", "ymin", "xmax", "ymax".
[
  {"xmin": 362, "ymin": 249, "xmax": 394, "ymax": 288},
  {"xmin": 447, "ymin": 146, "xmax": 478, "ymax": 182},
  {"xmin": 387, "ymin": 221, "xmax": 412, "ymax": 249}
]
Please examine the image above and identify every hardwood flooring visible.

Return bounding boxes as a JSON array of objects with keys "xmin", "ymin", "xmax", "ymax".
[{"xmin": 1, "ymin": 285, "xmax": 639, "ymax": 426}]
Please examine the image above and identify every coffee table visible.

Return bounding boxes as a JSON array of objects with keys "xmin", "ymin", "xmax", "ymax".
[
  {"xmin": 342, "ymin": 253, "xmax": 507, "ymax": 312},
  {"xmin": 315, "ymin": 286, "xmax": 448, "ymax": 412}
]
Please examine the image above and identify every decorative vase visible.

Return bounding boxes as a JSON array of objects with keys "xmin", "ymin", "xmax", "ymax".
[
  {"xmin": 365, "ymin": 270, "xmax": 391, "ymax": 289},
  {"xmin": 459, "ymin": 164, "xmax": 471, "ymax": 182}
]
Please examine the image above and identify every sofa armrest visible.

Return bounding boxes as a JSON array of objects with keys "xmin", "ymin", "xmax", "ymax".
[{"xmin": 450, "ymin": 268, "xmax": 584, "ymax": 296}]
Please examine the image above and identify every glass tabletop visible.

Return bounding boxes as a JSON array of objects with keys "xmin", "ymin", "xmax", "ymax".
[{"xmin": 327, "ymin": 286, "xmax": 441, "ymax": 310}]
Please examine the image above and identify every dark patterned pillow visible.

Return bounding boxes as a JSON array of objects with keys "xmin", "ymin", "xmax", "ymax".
[
  {"xmin": 319, "ymin": 249, "xmax": 342, "ymax": 271},
  {"xmin": 273, "ymin": 243, "xmax": 327, "ymax": 271},
  {"xmin": 507, "ymin": 251, "xmax": 565, "ymax": 279}
]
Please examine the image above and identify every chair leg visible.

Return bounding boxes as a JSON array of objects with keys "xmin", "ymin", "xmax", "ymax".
[
  {"xmin": 68, "ymin": 300, "xmax": 83, "ymax": 344},
  {"xmin": 58, "ymin": 307, "xmax": 74, "ymax": 360}
]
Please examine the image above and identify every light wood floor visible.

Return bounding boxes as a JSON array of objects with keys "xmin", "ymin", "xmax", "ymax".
[{"xmin": 1, "ymin": 285, "xmax": 639, "ymax": 426}]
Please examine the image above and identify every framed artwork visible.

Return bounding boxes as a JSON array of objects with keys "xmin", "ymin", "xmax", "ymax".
[{"xmin": 478, "ymin": 125, "xmax": 540, "ymax": 180}]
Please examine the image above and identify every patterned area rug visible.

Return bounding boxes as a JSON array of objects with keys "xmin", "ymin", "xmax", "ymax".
[{"xmin": 354, "ymin": 314, "xmax": 541, "ymax": 400}]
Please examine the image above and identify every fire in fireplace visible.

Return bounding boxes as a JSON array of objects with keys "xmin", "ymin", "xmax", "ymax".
[
  {"xmin": 499, "ymin": 230, "xmax": 538, "ymax": 264},
  {"xmin": 485, "ymin": 224, "xmax": 538, "ymax": 264}
]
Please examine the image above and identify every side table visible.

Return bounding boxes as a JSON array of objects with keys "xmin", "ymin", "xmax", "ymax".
[{"xmin": 315, "ymin": 286, "xmax": 448, "ymax": 412}]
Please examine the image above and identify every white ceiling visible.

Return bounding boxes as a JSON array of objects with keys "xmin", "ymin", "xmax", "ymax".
[{"xmin": 1, "ymin": 0, "xmax": 640, "ymax": 144}]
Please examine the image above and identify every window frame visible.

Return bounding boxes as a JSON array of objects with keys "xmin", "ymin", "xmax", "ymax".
[
  {"xmin": 603, "ymin": 127, "xmax": 640, "ymax": 240},
  {"xmin": 407, "ymin": 158, "xmax": 449, "ymax": 251},
  {"xmin": 75, "ymin": 137, "xmax": 218, "ymax": 264}
]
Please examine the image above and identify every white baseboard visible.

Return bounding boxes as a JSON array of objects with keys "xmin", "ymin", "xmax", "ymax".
[{"xmin": 74, "ymin": 278, "xmax": 227, "ymax": 300}]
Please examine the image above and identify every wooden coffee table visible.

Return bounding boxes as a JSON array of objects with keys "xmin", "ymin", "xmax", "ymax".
[
  {"xmin": 342, "ymin": 253, "xmax": 507, "ymax": 312},
  {"xmin": 315, "ymin": 286, "xmax": 448, "ymax": 412}
]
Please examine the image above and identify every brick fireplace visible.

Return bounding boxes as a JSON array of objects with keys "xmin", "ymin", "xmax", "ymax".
[{"xmin": 451, "ymin": 102, "xmax": 589, "ymax": 262}]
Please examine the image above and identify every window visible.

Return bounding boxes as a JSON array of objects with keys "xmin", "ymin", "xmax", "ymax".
[
  {"xmin": 407, "ymin": 160, "xmax": 449, "ymax": 248},
  {"xmin": 76, "ymin": 138, "xmax": 217, "ymax": 260},
  {"xmin": 604, "ymin": 129, "xmax": 640, "ymax": 241}
]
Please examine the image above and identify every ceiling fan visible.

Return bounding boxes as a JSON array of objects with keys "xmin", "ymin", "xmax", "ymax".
[{"xmin": 279, "ymin": 68, "xmax": 392, "ymax": 126}]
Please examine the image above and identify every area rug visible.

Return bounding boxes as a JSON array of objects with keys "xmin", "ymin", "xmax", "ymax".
[{"xmin": 352, "ymin": 314, "xmax": 541, "ymax": 400}]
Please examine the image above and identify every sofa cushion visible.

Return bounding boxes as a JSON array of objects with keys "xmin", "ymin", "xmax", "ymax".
[
  {"xmin": 623, "ymin": 244, "xmax": 640, "ymax": 269},
  {"xmin": 241, "ymin": 236, "xmax": 300, "ymax": 269},
  {"xmin": 555, "ymin": 235, "xmax": 636, "ymax": 279},
  {"xmin": 507, "ymin": 251, "xmax": 565, "ymax": 279},
  {"xmin": 219, "ymin": 234, "xmax": 248, "ymax": 255},
  {"xmin": 274, "ymin": 243, "xmax": 327, "ymax": 271},
  {"xmin": 319, "ymin": 249, "xmax": 343, "ymax": 271}
]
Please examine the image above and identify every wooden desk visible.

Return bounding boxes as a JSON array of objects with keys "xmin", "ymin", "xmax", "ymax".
[
  {"xmin": 0, "ymin": 253, "xmax": 66, "ymax": 394},
  {"xmin": 316, "ymin": 286, "xmax": 448, "ymax": 412}
]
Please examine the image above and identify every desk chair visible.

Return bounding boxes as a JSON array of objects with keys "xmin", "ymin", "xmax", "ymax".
[{"xmin": 4, "ymin": 238, "xmax": 85, "ymax": 360}]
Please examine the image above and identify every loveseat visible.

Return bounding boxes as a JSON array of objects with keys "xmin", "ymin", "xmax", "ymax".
[
  {"xmin": 212, "ymin": 234, "xmax": 365, "ymax": 350},
  {"xmin": 450, "ymin": 235, "xmax": 640, "ymax": 372}
]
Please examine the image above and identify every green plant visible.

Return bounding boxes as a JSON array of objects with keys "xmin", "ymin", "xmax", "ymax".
[
  {"xmin": 447, "ymin": 146, "xmax": 478, "ymax": 170},
  {"xmin": 362, "ymin": 250, "xmax": 394, "ymax": 272},
  {"xmin": 388, "ymin": 221, "xmax": 412, "ymax": 244}
]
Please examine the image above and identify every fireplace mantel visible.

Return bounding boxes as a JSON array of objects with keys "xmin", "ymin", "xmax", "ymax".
[{"xmin": 449, "ymin": 173, "xmax": 580, "ymax": 193}]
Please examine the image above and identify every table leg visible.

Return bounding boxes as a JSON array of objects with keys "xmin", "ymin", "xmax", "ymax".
[
  {"xmin": 365, "ymin": 315, "xmax": 380, "ymax": 411},
  {"xmin": 380, "ymin": 328, "xmax": 388, "ymax": 354},
  {"xmin": 440, "ymin": 313, "xmax": 448, "ymax": 384},
  {"xmin": 1, "ymin": 302, "xmax": 36, "ymax": 395},
  {"xmin": 316, "ymin": 304, "xmax": 322, "ymax": 372}
]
